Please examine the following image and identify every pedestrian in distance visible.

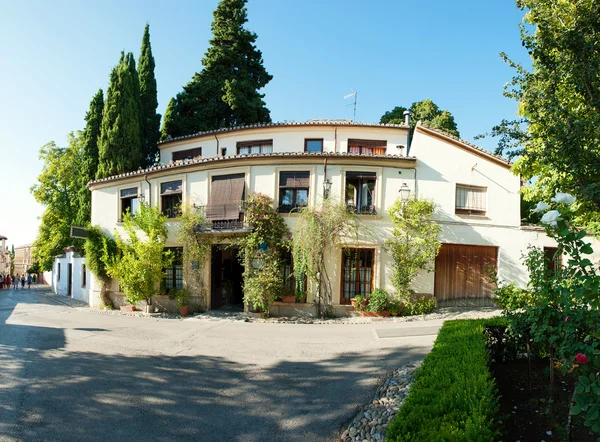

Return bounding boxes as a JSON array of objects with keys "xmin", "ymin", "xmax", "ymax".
[
  {"xmin": 20, "ymin": 275, "xmax": 25, "ymax": 288},
  {"xmin": 0, "ymin": 274, "xmax": 4, "ymax": 290},
  {"xmin": 27, "ymin": 274, "xmax": 32, "ymax": 289},
  {"xmin": 5, "ymin": 275, "xmax": 10, "ymax": 289},
  {"xmin": 14, "ymin": 274, "xmax": 19, "ymax": 289}
]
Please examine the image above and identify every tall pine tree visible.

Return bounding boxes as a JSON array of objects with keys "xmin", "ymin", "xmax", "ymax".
[
  {"xmin": 97, "ymin": 52, "xmax": 144, "ymax": 178},
  {"xmin": 75, "ymin": 89, "xmax": 103, "ymax": 225},
  {"xmin": 160, "ymin": 98, "xmax": 177, "ymax": 141},
  {"xmin": 162, "ymin": 0, "xmax": 272, "ymax": 138},
  {"xmin": 138, "ymin": 24, "xmax": 161, "ymax": 166}
]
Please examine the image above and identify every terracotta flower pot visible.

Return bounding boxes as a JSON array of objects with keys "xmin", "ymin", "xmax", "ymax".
[
  {"xmin": 361, "ymin": 311, "xmax": 378, "ymax": 317},
  {"xmin": 379, "ymin": 311, "xmax": 391, "ymax": 317},
  {"xmin": 120, "ymin": 305, "xmax": 135, "ymax": 312},
  {"xmin": 180, "ymin": 305, "xmax": 190, "ymax": 317},
  {"xmin": 281, "ymin": 295, "xmax": 296, "ymax": 303}
]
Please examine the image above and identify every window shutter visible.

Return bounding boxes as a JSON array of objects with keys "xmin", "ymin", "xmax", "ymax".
[{"xmin": 279, "ymin": 172, "xmax": 310, "ymax": 188}]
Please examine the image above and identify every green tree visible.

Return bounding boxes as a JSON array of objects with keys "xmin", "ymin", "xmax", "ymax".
[
  {"xmin": 138, "ymin": 24, "xmax": 161, "ymax": 166},
  {"xmin": 160, "ymin": 98, "xmax": 177, "ymax": 142},
  {"xmin": 489, "ymin": 1, "xmax": 600, "ymax": 233},
  {"xmin": 380, "ymin": 99, "xmax": 460, "ymax": 138},
  {"xmin": 105, "ymin": 202, "xmax": 171, "ymax": 306},
  {"xmin": 31, "ymin": 134, "xmax": 85, "ymax": 270},
  {"xmin": 385, "ymin": 198, "xmax": 441, "ymax": 302},
  {"xmin": 97, "ymin": 52, "xmax": 144, "ymax": 179},
  {"xmin": 162, "ymin": 0, "xmax": 272, "ymax": 137},
  {"xmin": 75, "ymin": 89, "xmax": 104, "ymax": 226}
]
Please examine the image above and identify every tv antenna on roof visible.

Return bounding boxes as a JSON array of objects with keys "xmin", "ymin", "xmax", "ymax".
[{"xmin": 344, "ymin": 89, "xmax": 357, "ymax": 121}]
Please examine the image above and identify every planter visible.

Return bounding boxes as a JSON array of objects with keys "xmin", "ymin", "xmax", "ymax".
[
  {"xmin": 281, "ymin": 295, "xmax": 296, "ymax": 303},
  {"xmin": 143, "ymin": 304, "xmax": 154, "ymax": 314},
  {"xmin": 361, "ymin": 311, "xmax": 378, "ymax": 317},
  {"xmin": 379, "ymin": 311, "xmax": 391, "ymax": 317},
  {"xmin": 179, "ymin": 305, "xmax": 190, "ymax": 317},
  {"xmin": 120, "ymin": 305, "xmax": 135, "ymax": 312}
]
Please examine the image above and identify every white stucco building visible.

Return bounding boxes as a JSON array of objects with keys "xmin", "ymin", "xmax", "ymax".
[{"xmin": 78, "ymin": 119, "xmax": 597, "ymax": 314}]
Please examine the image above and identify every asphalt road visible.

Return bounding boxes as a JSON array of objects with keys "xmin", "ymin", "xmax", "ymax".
[{"xmin": 0, "ymin": 286, "xmax": 440, "ymax": 442}]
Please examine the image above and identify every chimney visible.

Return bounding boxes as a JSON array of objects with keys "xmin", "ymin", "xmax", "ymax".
[{"xmin": 403, "ymin": 110, "xmax": 411, "ymax": 126}]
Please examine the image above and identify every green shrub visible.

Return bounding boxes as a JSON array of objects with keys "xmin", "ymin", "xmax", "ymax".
[
  {"xmin": 351, "ymin": 294, "xmax": 367, "ymax": 312},
  {"xmin": 492, "ymin": 281, "xmax": 533, "ymax": 310},
  {"xmin": 386, "ymin": 319, "xmax": 502, "ymax": 441},
  {"xmin": 368, "ymin": 289, "xmax": 390, "ymax": 313},
  {"xmin": 406, "ymin": 296, "xmax": 436, "ymax": 315}
]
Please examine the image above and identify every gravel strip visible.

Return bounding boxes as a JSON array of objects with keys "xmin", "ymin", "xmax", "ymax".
[{"xmin": 339, "ymin": 363, "xmax": 420, "ymax": 442}]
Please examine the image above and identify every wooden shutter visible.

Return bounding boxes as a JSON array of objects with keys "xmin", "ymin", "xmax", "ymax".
[
  {"xmin": 206, "ymin": 174, "xmax": 245, "ymax": 220},
  {"xmin": 279, "ymin": 172, "xmax": 310, "ymax": 188}
]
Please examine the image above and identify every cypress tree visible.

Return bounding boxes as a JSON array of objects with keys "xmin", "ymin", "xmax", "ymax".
[
  {"xmin": 97, "ymin": 52, "xmax": 144, "ymax": 178},
  {"xmin": 160, "ymin": 98, "xmax": 177, "ymax": 142},
  {"xmin": 164, "ymin": 0, "xmax": 272, "ymax": 138},
  {"xmin": 138, "ymin": 24, "xmax": 161, "ymax": 167},
  {"xmin": 75, "ymin": 89, "xmax": 104, "ymax": 225}
]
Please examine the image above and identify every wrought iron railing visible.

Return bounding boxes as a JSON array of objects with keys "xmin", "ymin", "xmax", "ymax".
[
  {"xmin": 346, "ymin": 204, "xmax": 377, "ymax": 215},
  {"xmin": 194, "ymin": 203, "xmax": 251, "ymax": 233}
]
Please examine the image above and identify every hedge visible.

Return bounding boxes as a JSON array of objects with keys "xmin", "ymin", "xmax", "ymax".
[{"xmin": 386, "ymin": 318, "xmax": 506, "ymax": 441}]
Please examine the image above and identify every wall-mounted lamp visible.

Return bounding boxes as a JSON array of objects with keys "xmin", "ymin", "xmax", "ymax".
[
  {"xmin": 324, "ymin": 179, "xmax": 332, "ymax": 199},
  {"xmin": 138, "ymin": 194, "xmax": 145, "ymax": 203}
]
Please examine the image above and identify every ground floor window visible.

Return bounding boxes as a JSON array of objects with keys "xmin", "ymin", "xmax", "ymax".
[
  {"xmin": 341, "ymin": 248, "xmax": 374, "ymax": 305},
  {"xmin": 164, "ymin": 247, "xmax": 183, "ymax": 291}
]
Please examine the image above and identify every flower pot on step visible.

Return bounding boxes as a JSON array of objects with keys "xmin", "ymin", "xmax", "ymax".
[
  {"xmin": 180, "ymin": 305, "xmax": 190, "ymax": 316},
  {"xmin": 120, "ymin": 305, "xmax": 135, "ymax": 312},
  {"xmin": 380, "ymin": 311, "xmax": 391, "ymax": 317},
  {"xmin": 361, "ymin": 311, "xmax": 378, "ymax": 317},
  {"xmin": 281, "ymin": 295, "xmax": 296, "ymax": 303}
]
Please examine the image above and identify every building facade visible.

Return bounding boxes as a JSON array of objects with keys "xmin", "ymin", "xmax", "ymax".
[
  {"xmin": 84, "ymin": 120, "xmax": 600, "ymax": 314},
  {"xmin": 13, "ymin": 244, "xmax": 34, "ymax": 277},
  {"xmin": 0, "ymin": 235, "xmax": 10, "ymax": 277}
]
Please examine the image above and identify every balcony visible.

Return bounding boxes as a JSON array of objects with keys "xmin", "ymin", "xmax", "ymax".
[{"xmin": 194, "ymin": 203, "xmax": 252, "ymax": 234}]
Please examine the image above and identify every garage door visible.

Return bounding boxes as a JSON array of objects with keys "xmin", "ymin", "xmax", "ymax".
[{"xmin": 434, "ymin": 244, "xmax": 498, "ymax": 306}]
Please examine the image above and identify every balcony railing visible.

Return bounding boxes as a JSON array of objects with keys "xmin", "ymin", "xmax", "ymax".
[
  {"xmin": 194, "ymin": 204, "xmax": 252, "ymax": 233},
  {"xmin": 346, "ymin": 204, "xmax": 377, "ymax": 215}
]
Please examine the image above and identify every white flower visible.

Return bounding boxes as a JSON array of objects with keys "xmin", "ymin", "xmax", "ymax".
[
  {"xmin": 551, "ymin": 192, "xmax": 576, "ymax": 205},
  {"xmin": 532, "ymin": 202, "xmax": 550, "ymax": 213},
  {"xmin": 541, "ymin": 210, "xmax": 561, "ymax": 227}
]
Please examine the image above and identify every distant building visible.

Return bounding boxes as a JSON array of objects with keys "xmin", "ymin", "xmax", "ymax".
[{"xmin": 13, "ymin": 244, "xmax": 34, "ymax": 276}]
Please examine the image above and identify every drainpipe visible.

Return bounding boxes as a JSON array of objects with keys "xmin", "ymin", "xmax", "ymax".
[
  {"xmin": 404, "ymin": 110, "xmax": 412, "ymax": 155},
  {"xmin": 144, "ymin": 175, "xmax": 151, "ymax": 206},
  {"xmin": 214, "ymin": 134, "xmax": 220, "ymax": 155},
  {"xmin": 323, "ymin": 158, "xmax": 328, "ymax": 199},
  {"xmin": 334, "ymin": 126, "xmax": 338, "ymax": 153},
  {"xmin": 414, "ymin": 168, "xmax": 418, "ymax": 199}
]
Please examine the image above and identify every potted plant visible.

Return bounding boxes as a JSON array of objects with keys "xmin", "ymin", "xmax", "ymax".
[
  {"xmin": 281, "ymin": 291, "xmax": 296, "ymax": 303},
  {"xmin": 294, "ymin": 290, "xmax": 307, "ymax": 303},
  {"xmin": 169, "ymin": 288, "xmax": 191, "ymax": 316},
  {"xmin": 365, "ymin": 289, "xmax": 390, "ymax": 316},
  {"xmin": 351, "ymin": 294, "xmax": 367, "ymax": 312}
]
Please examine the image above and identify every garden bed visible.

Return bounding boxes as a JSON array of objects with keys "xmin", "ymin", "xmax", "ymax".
[{"xmin": 492, "ymin": 358, "xmax": 596, "ymax": 441}]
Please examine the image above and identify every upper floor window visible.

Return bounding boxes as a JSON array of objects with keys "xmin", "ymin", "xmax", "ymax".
[
  {"xmin": 172, "ymin": 147, "xmax": 202, "ymax": 161},
  {"xmin": 305, "ymin": 139, "xmax": 323, "ymax": 153},
  {"xmin": 206, "ymin": 174, "xmax": 246, "ymax": 221},
  {"xmin": 455, "ymin": 184, "xmax": 486, "ymax": 216},
  {"xmin": 237, "ymin": 139, "xmax": 273, "ymax": 155},
  {"xmin": 161, "ymin": 180, "xmax": 182, "ymax": 218},
  {"xmin": 348, "ymin": 139, "xmax": 386, "ymax": 155},
  {"xmin": 120, "ymin": 188, "xmax": 139, "ymax": 221},
  {"xmin": 345, "ymin": 172, "xmax": 377, "ymax": 215},
  {"xmin": 278, "ymin": 171, "xmax": 309, "ymax": 212}
]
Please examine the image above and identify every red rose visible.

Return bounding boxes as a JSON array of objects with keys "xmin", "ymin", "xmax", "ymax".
[{"xmin": 575, "ymin": 353, "xmax": 588, "ymax": 365}]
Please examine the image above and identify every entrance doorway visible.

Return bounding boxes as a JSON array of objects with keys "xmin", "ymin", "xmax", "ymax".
[{"xmin": 210, "ymin": 245, "xmax": 244, "ymax": 309}]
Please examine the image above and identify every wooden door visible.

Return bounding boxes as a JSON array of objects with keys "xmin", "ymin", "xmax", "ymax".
[
  {"xmin": 68, "ymin": 263, "xmax": 73, "ymax": 297},
  {"xmin": 434, "ymin": 244, "xmax": 497, "ymax": 306}
]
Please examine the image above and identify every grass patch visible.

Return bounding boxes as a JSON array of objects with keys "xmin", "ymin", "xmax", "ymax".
[{"xmin": 386, "ymin": 318, "xmax": 506, "ymax": 441}]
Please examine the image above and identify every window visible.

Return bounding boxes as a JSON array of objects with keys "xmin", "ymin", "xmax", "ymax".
[
  {"xmin": 164, "ymin": 247, "xmax": 183, "ymax": 291},
  {"xmin": 120, "ymin": 188, "xmax": 139, "ymax": 221},
  {"xmin": 305, "ymin": 139, "xmax": 323, "ymax": 153},
  {"xmin": 348, "ymin": 139, "xmax": 386, "ymax": 155},
  {"xmin": 455, "ymin": 184, "xmax": 487, "ymax": 216},
  {"xmin": 221, "ymin": 147, "xmax": 227, "ymax": 156},
  {"xmin": 206, "ymin": 174, "xmax": 246, "ymax": 222},
  {"xmin": 278, "ymin": 171, "xmax": 309, "ymax": 212},
  {"xmin": 82, "ymin": 264, "xmax": 86, "ymax": 288},
  {"xmin": 345, "ymin": 172, "xmax": 377, "ymax": 214},
  {"xmin": 282, "ymin": 251, "xmax": 307, "ymax": 297},
  {"xmin": 237, "ymin": 139, "xmax": 273, "ymax": 155},
  {"xmin": 57, "ymin": 263, "xmax": 61, "ymax": 281},
  {"xmin": 161, "ymin": 180, "xmax": 183, "ymax": 218},
  {"xmin": 172, "ymin": 147, "xmax": 202, "ymax": 161},
  {"xmin": 341, "ymin": 248, "xmax": 374, "ymax": 305}
]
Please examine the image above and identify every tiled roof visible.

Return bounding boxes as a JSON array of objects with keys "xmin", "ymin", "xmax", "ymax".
[
  {"xmin": 0, "ymin": 235, "xmax": 7, "ymax": 240},
  {"xmin": 88, "ymin": 151, "xmax": 416, "ymax": 187},
  {"xmin": 417, "ymin": 121, "xmax": 512, "ymax": 166},
  {"xmin": 159, "ymin": 120, "xmax": 410, "ymax": 146}
]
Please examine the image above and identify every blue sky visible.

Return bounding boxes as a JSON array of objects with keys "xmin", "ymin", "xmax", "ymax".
[{"xmin": 0, "ymin": 0, "xmax": 529, "ymax": 248}]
